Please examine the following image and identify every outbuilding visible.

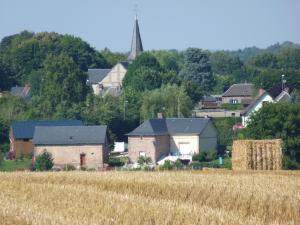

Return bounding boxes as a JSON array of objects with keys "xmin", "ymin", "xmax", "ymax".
[{"xmin": 33, "ymin": 125, "xmax": 108, "ymax": 169}]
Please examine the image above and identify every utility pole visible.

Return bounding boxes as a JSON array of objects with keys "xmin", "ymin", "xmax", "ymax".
[
  {"xmin": 124, "ymin": 100, "xmax": 128, "ymax": 120},
  {"xmin": 177, "ymin": 94, "xmax": 180, "ymax": 118},
  {"xmin": 281, "ymin": 74, "xmax": 285, "ymax": 92}
]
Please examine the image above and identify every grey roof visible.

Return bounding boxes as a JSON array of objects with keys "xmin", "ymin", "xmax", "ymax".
[
  {"xmin": 10, "ymin": 86, "xmax": 30, "ymax": 98},
  {"xmin": 202, "ymin": 96, "xmax": 217, "ymax": 102},
  {"xmin": 11, "ymin": 120, "xmax": 82, "ymax": 139},
  {"xmin": 241, "ymin": 92, "xmax": 270, "ymax": 115},
  {"xmin": 87, "ymin": 69, "xmax": 111, "ymax": 84},
  {"xmin": 128, "ymin": 17, "xmax": 143, "ymax": 61},
  {"xmin": 33, "ymin": 125, "xmax": 107, "ymax": 145},
  {"xmin": 222, "ymin": 83, "xmax": 253, "ymax": 97},
  {"xmin": 127, "ymin": 118, "xmax": 211, "ymax": 136},
  {"xmin": 275, "ymin": 91, "xmax": 291, "ymax": 102}
]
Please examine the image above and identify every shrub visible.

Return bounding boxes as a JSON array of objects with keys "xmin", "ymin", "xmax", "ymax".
[
  {"xmin": 137, "ymin": 156, "xmax": 152, "ymax": 165},
  {"xmin": 0, "ymin": 152, "xmax": 3, "ymax": 166},
  {"xmin": 35, "ymin": 151, "xmax": 54, "ymax": 171},
  {"xmin": 108, "ymin": 157, "xmax": 126, "ymax": 167},
  {"xmin": 193, "ymin": 150, "xmax": 218, "ymax": 162},
  {"xmin": 63, "ymin": 164, "xmax": 76, "ymax": 171},
  {"xmin": 283, "ymin": 156, "xmax": 300, "ymax": 170},
  {"xmin": 159, "ymin": 160, "xmax": 173, "ymax": 170}
]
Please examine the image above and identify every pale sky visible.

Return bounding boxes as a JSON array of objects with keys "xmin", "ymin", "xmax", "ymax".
[{"xmin": 1, "ymin": 0, "xmax": 299, "ymax": 52}]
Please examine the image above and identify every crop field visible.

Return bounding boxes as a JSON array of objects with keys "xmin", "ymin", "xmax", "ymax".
[{"xmin": 0, "ymin": 171, "xmax": 299, "ymax": 225}]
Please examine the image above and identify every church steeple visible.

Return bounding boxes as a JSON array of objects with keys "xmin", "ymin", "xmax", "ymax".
[{"xmin": 128, "ymin": 16, "xmax": 143, "ymax": 61}]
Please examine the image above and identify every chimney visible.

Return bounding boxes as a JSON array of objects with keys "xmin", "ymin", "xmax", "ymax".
[
  {"xmin": 157, "ymin": 112, "xmax": 164, "ymax": 119},
  {"xmin": 258, "ymin": 89, "xmax": 265, "ymax": 96}
]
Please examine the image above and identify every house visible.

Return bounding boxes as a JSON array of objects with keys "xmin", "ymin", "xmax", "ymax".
[
  {"xmin": 9, "ymin": 120, "xmax": 82, "ymax": 158},
  {"xmin": 199, "ymin": 95, "xmax": 221, "ymax": 109},
  {"xmin": 222, "ymin": 83, "xmax": 253, "ymax": 105},
  {"xmin": 87, "ymin": 61, "xmax": 129, "ymax": 96},
  {"xmin": 87, "ymin": 16, "xmax": 143, "ymax": 95},
  {"xmin": 127, "ymin": 118, "xmax": 218, "ymax": 164},
  {"xmin": 241, "ymin": 92, "xmax": 274, "ymax": 127},
  {"xmin": 10, "ymin": 85, "xmax": 31, "ymax": 99},
  {"xmin": 33, "ymin": 125, "xmax": 108, "ymax": 169}
]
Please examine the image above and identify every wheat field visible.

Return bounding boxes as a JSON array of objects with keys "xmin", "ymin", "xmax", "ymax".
[{"xmin": 0, "ymin": 171, "xmax": 299, "ymax": 225}]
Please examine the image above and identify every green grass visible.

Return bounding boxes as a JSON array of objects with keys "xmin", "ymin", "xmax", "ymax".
[{"xmin": 0, "ymin": 158, "xmax": 32, "ymax": 172}]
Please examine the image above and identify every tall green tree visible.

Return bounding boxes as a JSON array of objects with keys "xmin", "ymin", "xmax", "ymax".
[
  {"xmin": 245, "ymin": 103, "xmax": 300, "ymax": 163},
  {"xmin": 123, "ymin": 52, "xmax": 163, "ymax": 92},
  {"xmin": 140, "ymin": 84, "xmax": 192, "ymax": 120},
  {"xmin": 179, "ymin": 48, "xmax": 215, "ymax": 93},
  {"xmin": 40, "ymin": 54, "xmax": 88, "ymax": 109}
]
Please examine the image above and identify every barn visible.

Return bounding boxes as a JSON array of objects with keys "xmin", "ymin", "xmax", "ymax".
[{"xmin": 33, "ymin": 125, "xmax": 108, "ymax": 169}]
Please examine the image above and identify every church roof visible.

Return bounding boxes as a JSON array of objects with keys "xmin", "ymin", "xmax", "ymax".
[
  {"xmin": 128, "ymin": 17, "xmax": 143, "ymax": 61},
  {"xmin": 87, "ymin": 69, "xmax": 111, "ymax": 85}
]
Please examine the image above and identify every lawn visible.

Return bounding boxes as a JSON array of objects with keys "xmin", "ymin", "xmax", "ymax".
[
  {"xmin": 0, "ymin": 170, "xmax": 299, "ymax": 225},
  {"xmin": 0, "ymin": 158, "xmax": 32, "ymax": 171}
]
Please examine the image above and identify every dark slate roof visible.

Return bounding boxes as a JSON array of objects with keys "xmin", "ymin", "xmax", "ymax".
[
  {"xmin": 33, "ymin": 125, "xmax": 107, "ymax": 145},
  {"xmin": 11, "ymin": 120, "xmax": 82, "ymax": 139},
  {"xmin": 268, "ymin": 83, "xmax": 294, "ymax": 99},
  {"xmin": 87, "ymin": 69, "xmax": 111, "ymax": 84},
  {"xmin": 128, "ymin": 17, "xmax": 143, "ymax": 61},
  {"xmin": 202, "ymin": 96, "xmax": 217, "ymax": 102},
  {"xmin": 222, "ymin": 83, "xmax": 253, "ymax": 97},
  {"xmin": 127, "ymin": 118, "xmax": 211, "ymax": 136},
  {"xmin": 118, "ymin": 61, "xmax": 130, "ymax": 69},
  {"xmin": 10, "ymin": 86, "xmax": 31, "ymax": 98}
]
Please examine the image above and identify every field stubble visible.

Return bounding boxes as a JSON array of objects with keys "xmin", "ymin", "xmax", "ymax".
[{"xmin": 0, "ymin": 170, "xmax": 299, "ymax": 225}]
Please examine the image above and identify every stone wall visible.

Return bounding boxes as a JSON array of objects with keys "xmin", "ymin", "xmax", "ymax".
[{"xmin": 34, "ymin": 144, "xmax": 106, "ymax": 169}]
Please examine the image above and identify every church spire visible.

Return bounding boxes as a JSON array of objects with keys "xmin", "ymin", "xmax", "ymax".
[{"xmin": 128, "ymin": 16, "xmax": 143, "ymax": 61}]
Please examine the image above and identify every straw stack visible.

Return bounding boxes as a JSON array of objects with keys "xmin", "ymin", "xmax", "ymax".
[{"xmin": 232, "ymin": 139, "xmax": 283, "ymax": 170}]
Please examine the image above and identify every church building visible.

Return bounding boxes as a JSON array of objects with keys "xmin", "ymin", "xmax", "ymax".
[{"xmin": 87, "ymin": 17, "xmax": 143, "ymax": 96}]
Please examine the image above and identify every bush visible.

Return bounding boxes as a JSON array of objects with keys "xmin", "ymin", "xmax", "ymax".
[
  {"xmin": 108, "ymin": 157, "xmax": 126, "ymax": 167},
  {"xmin": 192, "ymin": 150, "xmax": 218, "ymax": 162},
  {"xmin": 63, "ymin": 164, "xmax": 76, "ymax": 171},
  {"xmin": 159, "ymin": 160, "xmax": 184, "ymax": 170},
  {"xmin": 283, "ymin": 156, "xmax": 300, "ymax": 170},
  {"xmin": 137, "ymin": 156, "xmax": 152, "ymax": 165},
  {"xmin": 159, "ymin": 160, "xmax": 173, "ymax": 170},
  {"xmin": 35, "ymin": 151, "xmax": 54, "ymax": 171},
  {"xmin": 0, "ymin": 152, "xmax": 3, "ymax": 166}
]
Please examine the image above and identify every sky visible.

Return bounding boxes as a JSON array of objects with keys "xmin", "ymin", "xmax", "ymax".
[{"xmin": 1, "ymin": 0, "xmax": 300, "ymax": 52}]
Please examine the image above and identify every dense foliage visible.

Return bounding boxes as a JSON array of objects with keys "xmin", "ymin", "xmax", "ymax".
[
  {"xmin": 243, "ymin": 103, "xmax": 300, "ymax": 164},
  {"xmin": 35, "ymin": 151, "xmax": 54, "ymax": 171}
]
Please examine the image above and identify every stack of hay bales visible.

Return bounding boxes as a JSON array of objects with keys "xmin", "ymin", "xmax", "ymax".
[{"xmin": 232, "ymin": 139, "xmax": 282, "ymax": 170}]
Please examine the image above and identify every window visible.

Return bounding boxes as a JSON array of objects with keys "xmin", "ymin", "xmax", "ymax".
[
  {"xmin": 23, "ymin": 138, "xmax": 30, "ymax": 141},
  {"xmin": 231, "ymin": 113, "xmax": 236, "ymax": 117},
  {"xmin": 139, "ymin": 151, "xmax": 146, "ymax": 157}
]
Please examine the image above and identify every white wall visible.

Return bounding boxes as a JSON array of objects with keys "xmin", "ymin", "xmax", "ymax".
[
  {"xmin": 101, "ymin": 63, "xmax": 127, "ymax": 88},
  {"xmin": 242, "ymin": 94, "xmax": 274, "ymax": 127},
  {"xmin": 170, "ymin": 135, "xmax": 199, "ymax": 155}
]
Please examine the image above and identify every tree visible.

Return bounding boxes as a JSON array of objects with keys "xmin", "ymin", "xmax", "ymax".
[
  {"xmin": 123, "ymin": 52, "xmax": 163, "ymax": 92},
  {"xmin": 248, "ymin": 52, "xmax": 278, "ymax": 68},
  {"xmin": 210, "ymin": 51, "xmax": 243, "ymax": 74},
  {"xmin": 291, "ymin": 89, "xmax": 300, "ymax": 103},
  {"xmin": 100, "ymin": 48, "xmax": 127, "ymax": 66},
  {"xmin": 40, "ymin": 54, "xmax": 88, "ymax": 108},
  {"xmin": 179, "ymin": 48, "xmax": 215, "ymax": 93},
  {"xmin": 245, "ymin": 103, "xmax": 300, "ymax": 163},
  {"xmin": 0, "ymin": 59, "xmax": 14, "ymax": 91},
  {"xmin": 35, "ymin": 151, "xmax": 54, "ymax": 171},
  {"xmin": 140, "ymin": 84, "xmax": 192, "ymax": 120}
]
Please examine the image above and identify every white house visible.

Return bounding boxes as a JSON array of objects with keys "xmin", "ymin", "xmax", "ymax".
[{"xmin": 241, "ymin": 92, "xmax": 274, "ymax": 127}]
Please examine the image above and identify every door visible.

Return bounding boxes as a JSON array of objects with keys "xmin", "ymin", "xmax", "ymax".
[
  {"xmin": 179, "ymin": 143, "xmax": 190, "ymax": 155},
  {"xmin": 80, "ymin": 153, "xmax": 86, "ymax": 166}
]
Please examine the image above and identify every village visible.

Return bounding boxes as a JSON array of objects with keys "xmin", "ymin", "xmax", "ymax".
[
  {"xmin": 1, "ymin": 15, "xmax": 296, "ymax": 171},
  {"xmin": 0, "ymin": 1, "xmax": 299, "ymax": 224}
]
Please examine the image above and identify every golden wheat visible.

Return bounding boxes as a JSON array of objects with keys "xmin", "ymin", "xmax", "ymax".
[{"xmin": 0, "ymin": 171, "xmax": 299, "ymax": 225}]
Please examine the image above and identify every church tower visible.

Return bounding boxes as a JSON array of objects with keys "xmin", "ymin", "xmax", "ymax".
[{"xmin": 128, "ymin": 16, "xmax": 143, "ymax": 61}]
